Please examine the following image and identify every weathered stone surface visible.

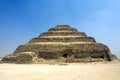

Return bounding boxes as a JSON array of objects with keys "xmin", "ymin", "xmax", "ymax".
[
  {"xmin": 39, "ymin": 32, "xmax": 87, "ymax": 37},
  {"xmin": 2, "ymin": 25, "xmax": 118, "ymax": 63},
  {"xmin": 29, "ymin": 37, "xmax": 95, "ymax": 43},
  {"xmin": 2, "ymin": 52, "xmax": 34, "ymax": 63},
  {"xmin": 48, "ymin": 25, "xmax": 77, "ymax": 32}
]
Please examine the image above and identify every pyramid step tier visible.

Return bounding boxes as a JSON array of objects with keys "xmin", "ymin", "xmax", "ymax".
[
  {"xmin": 29, "ymin": 37, "xmax": 95, "ymax": 43},
  {"xmin": 48, "ymin": 27, "xmax": 78, "ymax": 32},
  {"xmin": 14, "ymin": 43, "xmax": 109, "ymax": 54},
  {"xmin": 39, "ymin": 32, "xmax": 87, "ymax": 37},
  {"xmin": 55, "ymin": 25, "xmax": 71, "ymax": 28}
]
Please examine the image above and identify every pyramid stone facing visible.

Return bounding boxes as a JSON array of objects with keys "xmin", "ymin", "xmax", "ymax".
[{"xmin": 2, "ymin": 25, "xmax": 116, "ymax": 63}]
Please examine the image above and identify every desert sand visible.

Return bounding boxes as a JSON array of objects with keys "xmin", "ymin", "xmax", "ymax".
[{"xmin": 0, "ymin": 63, "xmax": 120, "ymax": 80}]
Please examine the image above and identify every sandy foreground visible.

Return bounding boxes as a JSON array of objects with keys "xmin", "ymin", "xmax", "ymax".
[{"xmin": 0, "ymin": 63, "xmax": 120, "ymax": 80}]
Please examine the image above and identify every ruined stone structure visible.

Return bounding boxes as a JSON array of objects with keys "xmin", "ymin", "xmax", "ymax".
[{"xmin": 2, "ymin": 25, "xmax": 117, "ymax": 63}]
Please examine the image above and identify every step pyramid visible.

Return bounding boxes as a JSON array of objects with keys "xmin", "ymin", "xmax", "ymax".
[{"xmin": 2, "ymin": 25, "xmax": 117, "ymax": 63}]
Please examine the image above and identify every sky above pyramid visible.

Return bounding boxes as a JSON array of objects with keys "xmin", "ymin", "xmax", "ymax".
[{"xmin": 0, "ymin": 0, "xmax": 120, "ymax": 59}]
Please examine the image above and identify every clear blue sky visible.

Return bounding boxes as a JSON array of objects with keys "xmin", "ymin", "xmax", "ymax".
[{"xmin": 0, "ymin": 0, "xmax": 120, "ymax": 58}]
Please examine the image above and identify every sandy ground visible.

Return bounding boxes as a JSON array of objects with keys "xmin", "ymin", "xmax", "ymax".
[{"xmin": 0, "ymin": 63, "xmax": 120, "ymax": 80}]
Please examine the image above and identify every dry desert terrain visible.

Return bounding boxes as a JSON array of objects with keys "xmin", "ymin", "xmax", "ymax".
[{"xmin": 0, "ymin": 63, "xmax": 120, "ymax": 80}]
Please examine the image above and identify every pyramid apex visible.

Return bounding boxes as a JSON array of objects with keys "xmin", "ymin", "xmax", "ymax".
[{"xmin": 55, "ymin": 25, "xmax": 71, "ymax": 28}]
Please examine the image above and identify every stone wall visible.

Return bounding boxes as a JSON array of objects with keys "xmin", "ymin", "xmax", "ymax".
[{"xmin": 29, "ymin": 37, "xmax": 95, "ymax": 43}]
